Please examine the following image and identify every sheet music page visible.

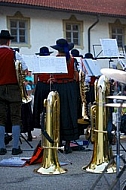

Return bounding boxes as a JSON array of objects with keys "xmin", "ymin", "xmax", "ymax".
[
  {"xmin": 100, "ymin": 39, "xmax": 119, "ymax": 57},
  {"xmin": 32, "ymin": 56, "xmax": 40, "ymax": 73},
  {"xmin": 74, "ymin": 57, "xmax": 83, "ymax": 71},
  {"xmin": 36, "ymin": 56, "xmax": 68, "ymax": 74},
  {"xmin": 0, "ymin": 157, "xmax": 26, "ymax": 167},
  {"xmin": 22, "ymin": 54, "xmax": 39, "ymax": 72},
  {"xmin": 82, "ymin": 59, "xmax": 101, "ymax": 76}
]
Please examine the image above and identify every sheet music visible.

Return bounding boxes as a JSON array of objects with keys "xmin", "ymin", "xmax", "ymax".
[
  {"xmin": 21, "ymin": 55, "xmax": 68, "ymax": 74},
  {"xmin": 74, "ymin": 57, "xmax": 83, "ymax": 71},
  {"xmin": 37, "ymin": 56, "xmax": 67, "ymax": 74},
  {"xmin": 22, "ymin": 54, "xmax": 38, "ymax": 72},
  {"xmin": 82, "ymin": 59, "xmax": 101, "ymax": 76},
  {"xmin": 100, "ymin": 39, "xmax": 119, "ymax": 57}
]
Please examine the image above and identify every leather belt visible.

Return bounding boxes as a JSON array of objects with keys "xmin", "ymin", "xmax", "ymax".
[
  {"xmin": 55, "ymin": 79, "xmax": 75, "ymax": 83},
  {"xmin": 41, "ymin": 79, "xmax": 75, "ymax": 84}
]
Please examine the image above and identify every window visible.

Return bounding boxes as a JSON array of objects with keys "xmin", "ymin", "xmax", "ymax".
[
  {"xmin": 7, "ymin": 11, "xmax": 30, "ymax": 47},
  {"xmin": 112, "ymin": 27, "xmax": 124, "ymax": 47},
  {"xmin": 10, "ymin": 20, "xmax": 27, "ymax": 43},
  {"xmin": 109, "ymin": 19, "xmax": 126, "ymax": 48},
  {"xmin": 63, "ymin": 15, "xmax": 83, "ymax": 47}
]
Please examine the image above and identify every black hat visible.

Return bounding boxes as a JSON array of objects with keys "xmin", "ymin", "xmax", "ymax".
[
  {"xmin": 36, "ymin": 46, "xmax": 53, "ymax": 56},
  {"xmin": 12, "ymin": 47, "xmax": 20, "ymax": 52},
  {"xmin": 50, "ymin": 38, "xmax": 74, "ymax": 52},
  {"xmin": 71, "ymin": 49, "xmax": 81, "ymax": 57},
  {"xmin": 85, "ymin": 53, "xmax": 94, "ymax": 59},
  {"xmin": 0, "ymin": 30, "xmax": 14, "ymax": 39}
]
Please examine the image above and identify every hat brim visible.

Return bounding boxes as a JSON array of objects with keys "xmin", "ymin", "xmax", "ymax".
[
  {"xmin": 72, "ymin": 55, "xmax": 81, "ymax": 57},
  {"xmin": 51, "ymin": 42, "xmax": 74, "ymax": 51},
  {"xmin": 35, "ymin": 52, "xmax": 53, "ymax": 56},
  {"xmin": 0, "ymin": 36, "xmax": 14, "ymax": 39}
]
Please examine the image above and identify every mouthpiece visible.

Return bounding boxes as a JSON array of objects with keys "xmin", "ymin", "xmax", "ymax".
[{"xmin": 59, "ymin": 146, "xmax": 64, "ymax": 151}]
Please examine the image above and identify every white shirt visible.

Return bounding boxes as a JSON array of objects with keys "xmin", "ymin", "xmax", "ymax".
[
  {"xmin": 0, "ymin": 45, "xmax": 28, "ymax": 70},
  {"xmin": 15, "ymin": 51, "xmax": 28, "ymax": 70}
]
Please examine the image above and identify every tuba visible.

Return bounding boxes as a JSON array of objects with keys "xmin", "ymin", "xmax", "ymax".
[
  {"xmin": 82, "ymin": 75, "xmax": 116, "ymax": 173},
  {"xmin": 78, "ymin": 70, "xmax": 89, "ymax": 125},
  {"xmin": 15, "ymin": 60, "xmax": 32, "ymax": 103},
  {"xmin": 35, "ymin": 91, "xmax": 67, "ymax": 175}
]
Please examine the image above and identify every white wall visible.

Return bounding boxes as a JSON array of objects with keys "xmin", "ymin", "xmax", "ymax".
[{"xmin": 0, "ymin": 6, "xmax": 126, "ymax": 69}]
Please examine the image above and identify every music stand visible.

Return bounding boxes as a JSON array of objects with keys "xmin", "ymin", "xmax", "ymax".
[
  {"xmin": 32, "ymin": 56, "xmax": 68, "ymax": 147},
  {"xmin": 93, "ymin": 39, "xmax": 124, "ymax": 68},
  {"xmin": 90, "ymin": 99, "xmax": 126, "ymax": 190},
  {"xmin": 106, "ymin": 100, "xmax": 126, "ymax": 190}
]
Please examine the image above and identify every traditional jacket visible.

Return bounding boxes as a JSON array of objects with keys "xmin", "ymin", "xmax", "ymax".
[{"xmin": 0, "ymin": 47, "xmax": 18, "ymax": 85}]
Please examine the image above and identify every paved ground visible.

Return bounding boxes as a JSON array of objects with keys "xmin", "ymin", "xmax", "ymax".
[{"xmin": 0, "ymin": 129, "xmax": 125, "ymax": 190}]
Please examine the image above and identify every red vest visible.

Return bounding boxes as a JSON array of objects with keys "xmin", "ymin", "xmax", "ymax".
[
  {"xmin": 90, "ymin": 76, "xmax": 96, "ymax": 86},
  {"xmin": 0, "ymin": 47, "xmax": 18, "ymax": 85},
  {"xmin": 38, "ymin": 57, "xmax": 74, "ymax": 82}
]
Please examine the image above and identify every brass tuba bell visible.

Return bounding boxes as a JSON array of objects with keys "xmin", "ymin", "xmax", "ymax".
[
  {"xmin": 82, "ymin": 75, "xmax": 116, "ymax": 173},
  {"xmin": 35, "ymin": 91, "xmax": 67, "ymax": 175},
  {"xmin": 15, "ymin": 60, "xmax": 32, "ymax": 103}
]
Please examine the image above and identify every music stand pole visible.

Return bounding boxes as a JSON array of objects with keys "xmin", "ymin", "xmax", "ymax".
[
  {"xmin": 49, "ymin": 74, "xmax": 53, "ymax": 91},
  {"xmin": 116, "ymin": 105, "xmax": 121, "ymax": 190}
]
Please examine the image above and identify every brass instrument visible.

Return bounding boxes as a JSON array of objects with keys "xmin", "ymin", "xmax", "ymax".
[
  {"xmin": 78, "ymin": 70, "xmax": 89, "ymax": 125},
  {"xmin": 83, "ymin": 75, "xmax": 116, "ymax": 173},
  {"xmin": 116, "ymin": 59, "xmax": 126, "ymax": 71},
  {"xmin": 15, "ymin": 60, "xmax": 32, "ymax": 103},
  {"xmin": 35, "ymin": 91, "xmax": 67, "ymax": 175},
  {"xmin": 85, "ymin": 79, "xmax": 98, "ymax": 140}
]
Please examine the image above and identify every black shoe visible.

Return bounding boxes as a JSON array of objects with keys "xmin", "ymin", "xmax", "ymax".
[
  {"xmin": 4, "ymin": 134, "xmax": 12, "ymax": 145},
  {"xmin": 0, "ymin": 148, "xmax": 7, "ymax": 155},
  {"xmin": 58, "ymin": 149, "xmax": 64, "ymax": 153},
  {"xmin": 65, "ymin": 146, "xmax": 72, "ymax": 154},
  {"xmin": 12, "ymin": 146, "xmax": 23, "ymax": 155},
  {"xmin": 27, "ymin": 135, "xmax": 32, "ymax": 141}
]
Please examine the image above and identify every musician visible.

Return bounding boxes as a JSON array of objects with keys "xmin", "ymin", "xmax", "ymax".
[
  {"xmin": 33, "ymin": 46, "xmax": 53, "ymax": 131},
  {"xmin": 50, "ymin": 39, "xmax": 79, "ymax": 153},
  {"xmin": 5, "ymin": 48, "xmax": 34, "ymax": 142},
  {"xmin": 71, "ymin": 49, "xmax": 81, "ymax": 118},
  {"xmin": 83, "ymin": 53, "xmax": 98, "ymax": 105},
  {"xmin": 0, "ymin": 30, "xmax": 28, "ymax": 155},
  {"xmin": 33, "ymin": 40, "xmax": 79, "ymax": 153}
]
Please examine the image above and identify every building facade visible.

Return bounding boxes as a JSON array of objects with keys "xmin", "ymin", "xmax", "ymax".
[{"xmin": 0, "ymin": 1, "xmax": 126, "ymax": 68}]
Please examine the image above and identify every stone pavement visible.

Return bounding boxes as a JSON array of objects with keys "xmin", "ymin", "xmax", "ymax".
[{"xmin": 0, "ymin": 129, "xmax": 125, "ymax": 190}]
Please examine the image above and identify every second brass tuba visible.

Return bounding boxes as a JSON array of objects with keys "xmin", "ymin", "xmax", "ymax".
[
  {"xmin": 78, "ymin": 70, "xmax": 89, "ymax": 124},
  {"xmin": 35, "ymin": 91, "xmax": 67, "ymax": 175},
  {"xmin": 82, "ymin": 75, "xmax": 116, "ymax": 173},
  {"xmin": 15, "ymin": 60, "xmax": 32, "ymax": 103}
]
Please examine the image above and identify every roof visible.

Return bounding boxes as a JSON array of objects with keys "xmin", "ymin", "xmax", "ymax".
[{"xmin": 0, "ymin": 0, "xmax": 126, "ymax": 17}]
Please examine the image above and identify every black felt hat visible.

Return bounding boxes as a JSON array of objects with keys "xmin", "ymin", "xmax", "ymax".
[
  {"xmin": 0, "ymin": 30, "xmax": 14, "ymax": 39},
  {"xmin": 71, "ymin": 49, "xmax": 81, "ymax": 57},
  {"xmin": 36, "ymin": 46, "xmax": 53, "ymax": 56},
  {"xmin": 84, "ymin": 53, "xmax": 94, "ymax": 59},
  {"xmin": 50, "ymin": 38, "xmax": 74, "ymax": 52}
]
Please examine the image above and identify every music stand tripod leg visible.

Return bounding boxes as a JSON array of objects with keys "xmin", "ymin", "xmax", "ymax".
[
  {"xmin": 90, "ymin": 157, "xmax": 115, "ymax": 190},
  {"xmin": 20, "ymin": 133, "xmax": 33, "ymax": 148}
]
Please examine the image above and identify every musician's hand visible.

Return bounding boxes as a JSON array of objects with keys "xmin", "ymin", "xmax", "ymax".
[
  {"xmin": 24, "ymin": 69, "xmax": 28, "ymax": 75},
  {"xmin": 47, "ymin": 77, "xmax": 56, "ymax": 84}
]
